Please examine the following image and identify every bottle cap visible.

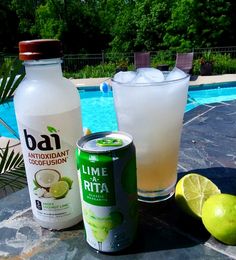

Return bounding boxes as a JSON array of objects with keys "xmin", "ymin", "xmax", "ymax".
[{"xmin": 19, "ymin": 39, "xmax": 63, "ymax": 61}]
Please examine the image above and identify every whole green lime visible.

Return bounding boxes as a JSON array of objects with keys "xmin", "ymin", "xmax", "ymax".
[{"xmin": 202, "ymin": 193, "xmax": 236, "ymax": 245}]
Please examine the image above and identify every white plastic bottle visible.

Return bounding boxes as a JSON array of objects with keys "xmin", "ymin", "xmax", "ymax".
[{"xmin": 14, "ymin": 39, "xmax": 83, "ymax": 229}]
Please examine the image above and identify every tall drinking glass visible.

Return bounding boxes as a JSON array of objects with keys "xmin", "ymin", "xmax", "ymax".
[{"xmin": 112, "ymin": 71, "xmax": 190, "ymax": 202}]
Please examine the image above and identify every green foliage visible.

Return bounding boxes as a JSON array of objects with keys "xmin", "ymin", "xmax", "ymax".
[
  {"xmin": 64, "ymin": 63, "xmax": 134, "ymax": 79},
  {"xmin": 0, "ymin": 0, "xmax": 18, "ymax": 52},
  {"xmin": 193, "ymin": 53, "xmax": 236, "ymax": 75},
  {"xmin": 110, "ymin": 1, "xmax": 136, "ymax": 52},
  {"xmin": 0, "ymin": 57, "xmax": 26, "ymax": 197},
  {"xmin": 133, "ymin": 0, "xmax": 172, "ymax": 51},
  {"xmin": 212, "ymin": 54, "xmax": 236, "ymax": 74},
  {"xmin": 0, "ymin": 57, "xmax": 15, "ymax": 69},
  {"xmin": 193, "ymin": 60, "xmax": 201, "ymax": 75},
  {"xmin": 0, "ymin": 59, "xmax": 25, "ymax": 105},
  {"xmin": 163, "ymin": 0, "xmax": 196, "ymax": 49},
  {"xmin": 0, "ymin": 0, "xmax": 235, "ymax": 53},
  {"xmin": 64, "ymin": 63, "xmax": 116, "ymax": 79},
  {"xmin": 10, "ymin": 0, "xmax": 40, "ymax": 36},
  {"xmin": 35, "ymin": 2, "xmax": 65, "ymax": 39},
  {"xmin": 116, "ymin": 59, "xmax": 129, "ymax": 69},
  {"xmin": 110, "ymin": 0, "xmax": 172, "ymax": 52},
  {"xmin": 0, "ymin": 141, "xmax": 26, "ymax": 195},
  {"xmin": 163, "ymin": 0, "xmax": 232, "ymax": 49},
  {"xmin": 151, "ymin": 51, "xmax": 175, "ymax": 68},
  {"xmin": 200, "ymin": 51, "xmax": 214, "ymax": 64},
  {"xmin": 64, "ymin": 52, "xmax": 236, "ymax": 78},
  {"xmin": 60, "ymin": 0, "xmax": 110, "ymax": 53}
]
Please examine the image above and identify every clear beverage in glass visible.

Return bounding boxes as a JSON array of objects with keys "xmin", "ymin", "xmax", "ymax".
[{"xmin": 112, "ymin": 71, "xmax": 190, "ymax": 202}]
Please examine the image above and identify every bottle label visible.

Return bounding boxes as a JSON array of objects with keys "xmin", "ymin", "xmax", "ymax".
[{"xmin": 17, "ymin": 108, "xmax": 83, "ymax": 225}]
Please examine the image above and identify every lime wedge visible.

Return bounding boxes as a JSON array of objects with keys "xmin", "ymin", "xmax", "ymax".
[
  {"xmin": 83, "ymin": 128, "xmax": 92, "ymax": 135},
  {"xmin": 175, "ymin": 173, "xmax": 221, "ymax": 218},
  {"xmin": 49, "ymin": 181, "xmax": 69, "ymax": 199}
]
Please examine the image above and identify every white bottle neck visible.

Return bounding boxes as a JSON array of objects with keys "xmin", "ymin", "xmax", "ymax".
[{"xmin": 24, "ymin": 58, "xmax": 63, "ymax": 79}]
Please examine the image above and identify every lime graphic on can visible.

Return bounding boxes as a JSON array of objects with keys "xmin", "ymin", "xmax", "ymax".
[{"xmin": 77, "ymin": 131, "xmax": 138, "ymax": 253}]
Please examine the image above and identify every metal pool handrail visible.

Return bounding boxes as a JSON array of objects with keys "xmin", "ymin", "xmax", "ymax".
[{"xmin": 0, "ymin": 118, "xmax": 19, "ymax": 139}]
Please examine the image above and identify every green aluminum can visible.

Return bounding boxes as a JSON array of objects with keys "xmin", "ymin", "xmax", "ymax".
[{"xmin": 76, "ymin": 131, "xmax": 137, "ymax": 253}]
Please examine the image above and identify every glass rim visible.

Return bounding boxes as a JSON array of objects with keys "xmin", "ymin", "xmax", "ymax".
[{"xmin": 111, "ymin": 72, "xmax": 190, "ymax": 86}]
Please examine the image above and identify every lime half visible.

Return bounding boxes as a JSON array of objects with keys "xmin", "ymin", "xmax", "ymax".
[
  {"xmin": 49, "ymin": 181, "xmax": 69, "ymax": 199},
  {"xmin": 61, "ymin": 177, "xmax": 73, "ymax": 189},
  {"xmin": 175, "ymin": 173, "xmax": 221, "ymax": 218}
]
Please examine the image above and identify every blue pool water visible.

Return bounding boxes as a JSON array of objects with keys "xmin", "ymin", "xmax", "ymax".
[
  {"xmin": 189, "ymin": 86, "xmax": 236, "ymax": 105},
  {"xmin": 0, "ymin": 101, "xmax": 17, "ymax": 138},
  {"xmin": 1, "ymin": 82, "xmax": 236, "ymax": 138},
  {"xmin": 79, "ymin": 90, "xmax": 118, "ymax": 133}
]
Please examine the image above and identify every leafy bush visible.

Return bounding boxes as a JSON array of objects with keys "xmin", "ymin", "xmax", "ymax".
[
  {"xmin": 64, "ymin": 62, "xmax": 134, "ymax": 78},
  {"xmin": 212, "ymin": 53, "xmax": 236, "ymax": 74},
  {"xmin": 193, "ymin": 59, "xmax": 201, "ymax": 75},
  {"xmin": 151, "ymin": 51, "xmax": 175, "ymax": 69},
  {"xmin": 200, "ymin": 51, "xmax": 214, "ymax": 64},
  {"xmin": 64, "ymin": 52, "xmax": 236, "ymax": 78},
  {"xmin": 193, "ymin": 53, "xmax": 236, "ymax": 75},
  {"xmin": 0, "ymin": 59, "xmax": 25, "ymax": 104}
]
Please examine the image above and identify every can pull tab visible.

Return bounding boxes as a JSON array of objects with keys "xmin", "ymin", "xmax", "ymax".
[{"xmin": 96, "ymin": 137, "xmax": 123, "ymax": 147}]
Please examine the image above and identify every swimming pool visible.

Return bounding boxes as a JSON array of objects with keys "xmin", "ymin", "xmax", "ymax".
[
  {"xmin": 79, "ymin": 90, "xmax": 118, "ymax": 133},
  {"xmin": 1, "ymin": 82, "xmax": 236, "ymax": 138}
]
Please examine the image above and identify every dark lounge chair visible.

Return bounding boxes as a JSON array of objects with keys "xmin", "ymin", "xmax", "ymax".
[
  {"xmin": 175, "ymin": 52, "xmax": 194, "ymax": 74},
  {"xmin": 134, "ymin": 52, "xmax": 150, "ymax": 68}
]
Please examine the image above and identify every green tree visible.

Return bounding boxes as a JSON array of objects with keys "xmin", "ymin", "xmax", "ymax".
[
  {"xmin": 35, "ymin": 0, "xmax": 109, "ymax": 52},
  {"xmin": 110, "ymin": 0, "xmax": 136, "ymax": 52},
  {"xmin": 0, "ymin": 0, "xmax": 19, "ymax": 52},
  {"xmin": 11, "ymin": 0, "xmax": 43, "ymax": 37},
  {"xmin": 35, "ymin": 1, "xmax": 65, "ymax": 39},
  {"xmin": 96, "ymin": 0, "xmax": 122, "ymax": 48},
  {"xmin": 61, "ymin": 0, "xmax": 109, "ymax": 52},
  {"xmin": 3, "ymin": 0, "xmax": 236, "ymax": 54},
  {"xmin": 133, "ymin": 0, "xmax": 172, "ymax": 51},
  {"xmin": 110, "ymin": 0, "xmax": 172, "ymax": 52},
  {"xmin": 163, "ymin": 0, "xmax": 233, "ymax": 50}
]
